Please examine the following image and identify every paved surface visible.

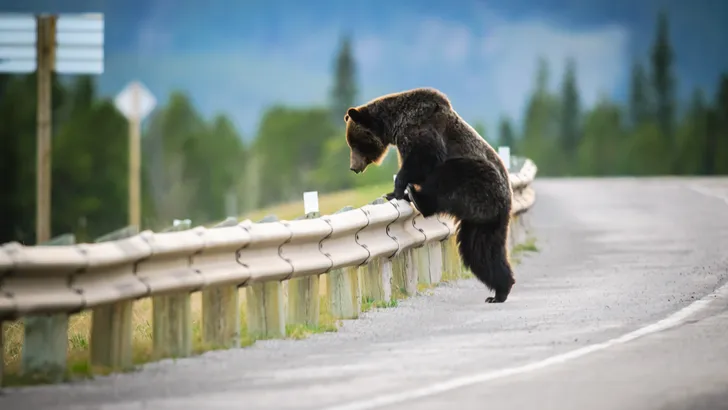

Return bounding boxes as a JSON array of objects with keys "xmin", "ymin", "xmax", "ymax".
[{"xmin": 1, "ymin": 177, "xmax": 728, "ymax": 410}]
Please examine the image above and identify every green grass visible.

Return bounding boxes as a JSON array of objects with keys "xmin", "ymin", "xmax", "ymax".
[
  {"xmin": 285, "ymin": 296, "xmax": 341, "ymax": 339},
  {"xmin": 509, "ymin": 236, "xmax": 539, "ymax": 265},
  {"xmin": 240, "ymin": 183, "xmax": 391, "ymax": 222},
  {"xmin": 361, "ymin": 296, "xmax": 399, "ymax": 313}
]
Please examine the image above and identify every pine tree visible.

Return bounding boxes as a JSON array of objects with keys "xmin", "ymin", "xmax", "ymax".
[
  {"xmin": 521, "ymin": 56, "xmax": 562, "ymax": 175},
  {"xmin": 650, "ymin": 10, "xmax": 676, "ymax": 156},
  {"xmin": 628, "ymin": 60, "xmax": 651, "ymax": 128},
  {"xmin": 71, "ymin": 76, "xmax": 95, "ymax": 112},
  {"xmin": 497, "ymin": 116, "xmax": 516, "ymax": 150},
  {"xmin": 330, "ymin": 34, "xmax": 358, "ymax": 124},
  {"xmin": 560, "ymin": 57, "xmax": 581, "ymax": 163},
  {"xmin": 711, "ymin": 73, "xmax": 728, "ymax": 174}
]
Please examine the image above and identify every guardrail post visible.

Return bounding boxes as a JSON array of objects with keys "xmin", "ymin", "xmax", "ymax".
[
  {"xmin": 360, "ymin": 256, "xmax": 392, "ymax": 304},
  {"xmin": 358, "ymin": 199, "xmax": 393, "ymax": 305},
  {"xmin": 428, "ymin": 240, "xmax": 444, "ymax": 283},
  {"xmin": 392, "ymin": 247, "xmax": 418, "ymax": 297},
  {"xmin": 415, "ymin": 243, "xmax": 432, "ymax": 287},
  {"xmin": 245, "ymin": 216, "xmax": 286, "ymax": 339},
  {"xmin": 286, "ymin": 206, "xmax": 321, "ymax": 327},
  {"xmin": 152, "ymin": 220, "xmax": 193, "ymax": 360},
  {"xmin": 21, "ymin": 233, "xmax": 75, "ymax": 383},
  {"xmin": 1, "ymin": 326, "xmax": 4, "ymax": 387},
  {"xmin": 89, "ymin": 225, "xmax": 138, "ymax": 373},
  {"xmin": 201, "ymin": 217, "xmax": 242, "ymax": 350},
  {"xmin": 325, "ymin": 206, "xmax": 361, "ymax": 319}
]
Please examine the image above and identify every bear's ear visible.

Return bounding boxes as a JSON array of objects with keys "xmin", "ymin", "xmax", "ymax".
[
  {"xmin": 346, "ymin": 108, "xmax": 362, "ymax": 122},
  {"xmin": 346, "ymin": 107, "xmax": 375, "ymax": 129}
]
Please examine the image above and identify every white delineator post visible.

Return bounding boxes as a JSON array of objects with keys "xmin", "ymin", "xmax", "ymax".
[{"xmin": 498, "ymin": 146, "xmax": 511, "ymax": 171}]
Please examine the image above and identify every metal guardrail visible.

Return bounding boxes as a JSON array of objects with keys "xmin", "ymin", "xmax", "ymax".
[{"xmin": 0, "ymin": 157, "xmax": 538, "ymax": 386}]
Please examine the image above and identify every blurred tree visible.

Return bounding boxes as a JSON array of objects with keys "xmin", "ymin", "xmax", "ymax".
[
  {"xmin": 52, "ymin": 98, "xmax": 128, "ymax": 241},
  {"xmin": 623, "ymin": 120, "xmax": 671, "ymax": 175},
  {"xmin": 650, "ymin": 10, "xmax": 676, "ymax": 167},
  {"xmin": 330, "ymin": 34, "xmax": 358, "ymax": 125},
  {"xmin": 520, "ymin": 56, "xmax": 563, "ymax": 176},
  {"xmin": 0, "ymin": 73, "xmax": 67, "ymax": 244},
  {"xmin": 141, "ymin": 92, "xmax": 247, "ymax": 226},
  {"xmin": 0, "ymin": 75, "xmax": 21, "ymax": 243},
  {"xmin": 70, "ymin": 75, "xmax": 95, "ymax": 112},
  {"xmin": 674, "ymin": 88, "xmax": 709, "ymax": 175},
  {"xmin": 712, "ymin": 73, "xmax": 728, "ymax": 174},
  {"xmin": 142, "ymin": 91, "xmax": 206, "ymax": 224},
  {"xmin": 577, "ymin": 97, "xmax": 625, "ymax": 176},
  {"xmin": 560, "ymin": 57, "xmax": 581, "ymax": 168},
  {"xmin": 629, "ymin": 60, "xmax": 652, "ymax": 128},
  {"xmin": 497, "ymin": 116, "xmax": 516, "ymax": 151},
  {"xmin": 472, "ymin": 121, "xmax": 488, "ymax": 142},
  {"xmin": 311, "ymin": 135, "xmax": 355, "ymax": 192},
  {"xmin": 253, "ymin": 106, "xmax": 338, "ymax": 207},
  {"xmin": 195, "ymin": 114, "xmax": 247, "ymax": 220}
]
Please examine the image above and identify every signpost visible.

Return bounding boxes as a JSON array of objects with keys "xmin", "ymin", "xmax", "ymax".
[
  {"xmin": 113, "ymin": 81, "xmax": 157, "ymax": 229},
  {"xmin": 0, "ymin": 12, "xmax": 104, "ymax": 243},
  {"xmin": 0, "ymin": 13, "xmax": 104, "ymax": 380}
]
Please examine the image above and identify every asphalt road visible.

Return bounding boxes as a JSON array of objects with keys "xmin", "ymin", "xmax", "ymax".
[{"xmin": 1, "ymin": 177, "xmax": 727, "ymax": 410}]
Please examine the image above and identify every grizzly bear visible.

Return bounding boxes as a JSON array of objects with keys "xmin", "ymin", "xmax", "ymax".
[{"xmin": 344, "ymin": 87, "xmax": 515, "ymax": 303}]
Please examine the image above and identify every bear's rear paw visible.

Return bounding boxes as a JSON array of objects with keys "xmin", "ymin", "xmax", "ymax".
[{"xmin": 485, "ymin": 294, "xmax": 508, "ymax": 303}]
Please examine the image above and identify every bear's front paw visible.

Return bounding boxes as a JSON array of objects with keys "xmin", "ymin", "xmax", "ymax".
[
  {"xmin": 386, "ymin": 188, "xmax": 410, "ymax": 202},
  {"xmin": 407, "ymin": 183, "xmax": 436, "ymax": 217}
]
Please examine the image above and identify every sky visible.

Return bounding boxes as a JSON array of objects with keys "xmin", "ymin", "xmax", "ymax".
[{"xmin": 1, "ymin": 0, "xmax": 727, "ymax": 141}]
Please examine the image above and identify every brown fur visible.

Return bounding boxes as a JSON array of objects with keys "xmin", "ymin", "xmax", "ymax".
[{"xmin": 344, "ymin": 87, "xmax": 517, "ymax": 303}]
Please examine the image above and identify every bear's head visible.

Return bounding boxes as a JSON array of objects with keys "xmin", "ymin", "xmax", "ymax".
[{"xmin": 344, "ymin": 107, "xmax": 388, "ymax": 174}]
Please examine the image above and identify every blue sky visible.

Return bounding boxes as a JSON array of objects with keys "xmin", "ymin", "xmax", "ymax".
[{"xmin": 2, "ymin": 0, "xmax": 727, "ymax": 141}]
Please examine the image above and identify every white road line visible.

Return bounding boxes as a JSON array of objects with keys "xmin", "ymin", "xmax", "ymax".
[
  {"xmin": 687, "ymin": 184, "xmax": 728, "ymax": 206},
  {"xmin": 323, "ymin": 280, "xmax": 728, "ymax": 410}
]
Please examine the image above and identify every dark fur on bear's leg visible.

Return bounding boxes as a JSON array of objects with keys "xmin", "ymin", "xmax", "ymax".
[
  {"xmin": 415, "ymin": 157, "xmax": 515, "ymax": 303},
  {"xmin": 457, "ymin": 220, "xmax": 515, "ymax": 304},
  {"xmin": 406, "ymin": 183, "xmax": 438, "ymax": 217}
]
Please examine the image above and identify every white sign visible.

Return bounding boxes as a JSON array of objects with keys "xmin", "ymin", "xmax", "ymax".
[
  {"xmin": 303, "ymin": 191, "xmax": 319, "ymax": 215},
  {"xmin": 0, "ymin": 13, "xmax": 104, "ymax": 74},
  {"xmin": 498, "ymin": 146, "xmax": 511, "ymax": 170},
  {"xmin": 114, "ymin": 80, "xmax": 157, "ymax": 121}
]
